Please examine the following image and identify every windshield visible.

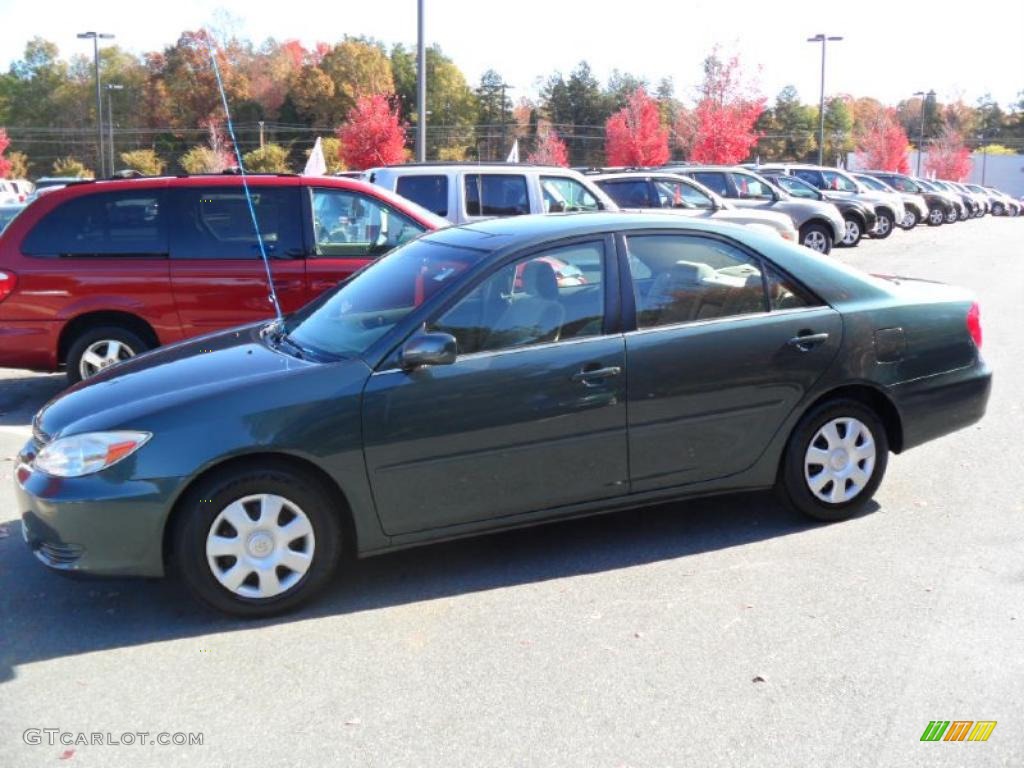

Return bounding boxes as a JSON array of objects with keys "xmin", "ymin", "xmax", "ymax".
[{"xmin": 283, "ymin": 237, "xmax": 484, "ymax": 358}]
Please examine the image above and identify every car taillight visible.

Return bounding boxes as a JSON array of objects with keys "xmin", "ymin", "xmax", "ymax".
[
  {"xmin": 966, "ymin": 302, "xmax": 982, "ymax": 349},
  {"xmin": 0, "ymin": 270, "xmax": 17, "ymax": 303}
]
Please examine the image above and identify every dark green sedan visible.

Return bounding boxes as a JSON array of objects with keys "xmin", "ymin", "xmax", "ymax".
[{"xmin": 15, "ymin": 213, "xmax": 991, "ymax": 616}]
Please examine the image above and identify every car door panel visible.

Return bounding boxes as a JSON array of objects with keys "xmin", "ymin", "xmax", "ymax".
[
  {"xmin": 362, "ymin": 336, "xmax": 628, "ymax": 535},
  {"xmin": 625, "ymin": 307, "xmax": 842, "ymax": 491}
]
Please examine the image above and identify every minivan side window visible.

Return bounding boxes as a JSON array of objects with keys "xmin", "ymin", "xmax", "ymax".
[
  {"xmin": 171, "ymin": 187, "xmax": 303, "ymax": 260},
  {"xmin": 395, "ymin": 175, "xmax": 448, "ymax": 218},
  {"xmin": 22, "ymin": 190, "xmax": 167, "ymax": 257},
  {"xmin": 464, "ymin": 174, "xmax": 529, "ymax": 217},
  {"xmin": 311, "ymin": 188, "xmax": 425, "ymax": 258},
  {"xmin": 596, "ymin": 179, "xmax": 652, "ymax": 208}
]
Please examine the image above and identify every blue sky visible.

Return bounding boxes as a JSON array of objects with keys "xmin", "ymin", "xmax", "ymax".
[{"xmin": 0, "ymin": 0, "xmax": 1021, "ymax": 108}]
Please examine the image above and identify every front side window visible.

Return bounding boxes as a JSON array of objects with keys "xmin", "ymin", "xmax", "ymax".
[
  {"xmin": 654, "ymin": 179, "xmax": 714, "ymax": 209},
  {"xmin": 172, "ymin": 187, "xmax": 301, "ymax": 260},
  {"xmin": 312, "ymin": 188, "xmax": 425, "ymax": 258},
  {"xmin": 731, "ymin": 173, "xmax": 775, "ymax": 200},
  {"xmin": 626, "ymin": 234, "xmax": 768, "ymax": 328},
  {"xmin": 540, "ymin": 176, "xmax": 602, "ymax": 212},
  {"xmin": 793, "ymin": 169, "xmax": 825, "ymax": 189},
  {"xmin": 22, "ymin": 190, "xmax": 166, "ymax": 257},
  {"xmin": 595, "ymin": 179, "xmax": 652, "ymax": 208},
  {"xmin": 822, "ymin": 171, "xmax": 859, "ymax": 192},
  {"xmin": 773, "ymin": 175, "xmax": 820, "ymax": 200},
  {"xmin": 464, "ymin": 174, "xmax": 529, "ymax": 217},
  {"xmin": 690, "ymin": 172, "xmax": 730, "ymax": 197},
  {"xmin": 396, "ymin": 175, "xmax": 448, "ymax": 218},
  {"xmin": 430, "ymin": 241, "xmax": 605, "ymax": 355}
]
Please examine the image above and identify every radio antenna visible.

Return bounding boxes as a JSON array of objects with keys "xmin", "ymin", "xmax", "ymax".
[{"xmin": 206, "ymin": 36, "xmax": 283, "ymax": 324}]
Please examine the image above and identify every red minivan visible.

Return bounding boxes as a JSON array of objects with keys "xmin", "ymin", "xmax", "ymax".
[{"xmin": 0, "ymin": 174, "xmax": 445, "ymax": 382}]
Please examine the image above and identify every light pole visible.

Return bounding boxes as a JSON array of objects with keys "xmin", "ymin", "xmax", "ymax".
[
  {"xmin": 807, "ymin": 33, "xmax": 843, "ymax": 165},
  {"xmin": 913, "ymin": 89, "xmax": 935, "ymax": 176},
  {"xmin": 105, "ymin": 83, "xmax": 123, "ymax": 174},
  {"xmin": 416, "ymin": 0, "xmax": 426, "ymax": 162},
  {"xmin": 77, "ymin": 32, "xmax": 115, "ymax": 176}
]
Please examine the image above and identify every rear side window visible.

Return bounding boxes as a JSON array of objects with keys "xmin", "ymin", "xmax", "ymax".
[
  {"xmin": 22, "ymin": 190, "xmax": 167, "ymax": 257},
  {"xmin": 690, "ymin": 172, "xmax": 730, "ymax": 197},
  {"xmin": 171, "ymin": 187, "xmax": 302, "ymax": 260},
  {"xmin": 540, "ymin": 176, "xmax": 602, "ymax": 212},
  {"xmin": 396, "ymin": 175, "xmax": 448, "ymax": 218},
  {"xmin": 794, "ymin": 169, "xmax": 825, "ymax": 189},
  {"xmin": 597, "ymin": 179, "xmax": 652, "ymax": 208},
  {"xmin": 464, "ymin": 174, "xmax": 529, "ymax": 217},
  {"xmin": 731, "ymin": 173, "xmax": 774, "ymax": 200}
]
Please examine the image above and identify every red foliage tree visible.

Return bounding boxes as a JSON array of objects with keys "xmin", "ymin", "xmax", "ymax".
[
  {"xmin": 0, "ymin": 130, "xmax": 12, "ymax": 179},
  {"xmin": 337, "ymin": 94, "xmax": 408, "ymax": 170},
  {"xmin": 527, "ymin": 128, "xmax": 569, "ymax": 166},
  {"xmin": 689, "ymin": 53, "xmax": 764, "ymax": 164},
  {"xmin": 604, "ymin": 88, "xmax": 669, "ymax": 167},
  {"xmin": 856, "ymin": 108, "xmax": 910, "ymax": 173},
  {"xmin": 925, "ymin": 126, "xmax": 973, "ymax": 181}
]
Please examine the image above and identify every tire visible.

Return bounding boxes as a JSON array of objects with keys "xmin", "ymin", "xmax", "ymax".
[
  {"xmin": 173, "ymin": 463, "xmax": 343, "ymax": 617},
  {"xmin": 836, "ymin": 216, "xmax": 862, "ymax": 248},
  {"xmin": 927, "ymin": 206, "xmax": 945, "ymax": 226},
  {"xmin": 869, "ymin": 211, "xmax": 894, "ymax": 239},
  {"xmin": 992, "ymin": 202, "xmax": 1004, "ymax": 216},
  {"xmin": 899, "ymin": 209, "xmax": 918, "ymax": 229},
  {"xmin": 66, "ymin": 325, "xmax": 149, "ymax": 385},
  {"xmin": 799, "ymin": 222, "xmax": 832, "ymax": 254},
  {"xmin": 957, "ymin": 205, "xmax": 969, "ymax": 222},
  {"xmin": 945, "ymin": 207, "xmax": 958, "ymax": 224},
  {"xmin": 777, "ymin": 398, "xmax": 889, "ymax": 523}
]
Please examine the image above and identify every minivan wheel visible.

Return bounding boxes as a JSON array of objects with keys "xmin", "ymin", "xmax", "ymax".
[
  {"xmin": 174, "ymin": 465, "xmax": 342, "ymax": 617},
  {"xmin": 837, "ymin": 217, "xmax": 862, "ymax": 248},
  {"xmin": 778, "ymin": 399, "xmax": 889, "ymax": 522},
  {"xmin": 927, "ymin": 207, "xmax": 945, "ymax": 226},
  {"xmin": 799, "ymin": 223, "xmax": 832, "ymax": 254},
  {"xmin": 66, "ymin": 326, "xmax": 149, "ymax": 384},
  {"xmin": 870, "ymin": 212, "xmax": 894, "ymax": 239}
]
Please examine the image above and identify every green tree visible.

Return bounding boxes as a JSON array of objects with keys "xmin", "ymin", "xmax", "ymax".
[
  {"xmin": 975, "ymin": 94, "xmax": 1005, "ymax": 140},
  {"xmin": 540, "ymin": 61, "xmax": 609, "ymax": 166},
  {"xmin": 242, "ymin": 143, "xmax": 291, "ymax": 172},
  {"xmin": 606, "ymin": 70, "xmax": 647, "ymax": 111},
  {"xmin": 393, "ymin": 45, "xmax": 477, "ymax": 160},
  {"xmin": 119, "ymin": 149, "xmax": 165, "ymax": 176},
  {"xmin": 756, "ymin": 86, "xmax": 816, "ymax": 161},
  {"xmin": 819, "ymin": 97, "xmax": 854, "ymax": 165}
]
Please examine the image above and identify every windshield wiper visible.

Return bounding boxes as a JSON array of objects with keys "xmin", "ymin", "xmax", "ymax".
[{"xmin": 263, "ymin": 321, "xmax": 305, "ymax": 360}]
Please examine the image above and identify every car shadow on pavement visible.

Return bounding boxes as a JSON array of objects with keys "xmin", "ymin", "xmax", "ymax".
[
  {"xmin": 0, "ymin": 373, "xmax": 65, "ymax": 428},
  {"xmin": 0, "ymin": 491, "xmax": 878, "ymax": 683}
]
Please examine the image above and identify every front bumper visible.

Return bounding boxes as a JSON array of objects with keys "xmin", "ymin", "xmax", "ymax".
[
  {"xmin": 889, "ymin": 362, "xmax": 992, "ymax": 452},
  {"xmin": 15, "ymin": 439, "xmax": 184, "ymax": 578}
]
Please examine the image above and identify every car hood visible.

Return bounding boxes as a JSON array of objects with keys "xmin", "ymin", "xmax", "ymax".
[{"xmin": 35, "ymin": 324, "xmax": 324, "ymax": 441}]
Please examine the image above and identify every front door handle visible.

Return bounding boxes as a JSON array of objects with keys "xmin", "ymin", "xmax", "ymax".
[
  {"xmin": 572, "ymin": 365, "xmax": 622, "ymax": 384},
  {"xmin": 786, "ymin": 332, "xmax": 830, "ymax": 352}
]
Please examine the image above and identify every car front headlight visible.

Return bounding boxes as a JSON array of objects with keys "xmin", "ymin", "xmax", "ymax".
[{"xmin": 33, "ymin": 431, "xmax": 152, "ymax": 478}]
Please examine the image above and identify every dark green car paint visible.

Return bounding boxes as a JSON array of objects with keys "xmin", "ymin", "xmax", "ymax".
[{"xmin": 16, "ymin": 213, "xmax": 991, "ymax": 578}]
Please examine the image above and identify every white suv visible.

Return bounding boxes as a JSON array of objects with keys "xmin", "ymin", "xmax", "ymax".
[{"xmin": 362, "ymin": 164, "xmax": 619, "ymax": 224}]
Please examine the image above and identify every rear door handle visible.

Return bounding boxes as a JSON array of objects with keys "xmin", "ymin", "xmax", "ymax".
[
  {"xmin": 572, "ymin": 365, "xmax": 622, "ymax": 384},
  {"xmin": 786, "ymin": 332, "xmax": 830, "ymax": 351}
]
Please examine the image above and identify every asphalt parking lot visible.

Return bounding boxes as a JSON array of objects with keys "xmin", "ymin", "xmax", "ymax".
[{"xmin": 0, "ymin": 218, "xmax": 1021, "ymax": 768}]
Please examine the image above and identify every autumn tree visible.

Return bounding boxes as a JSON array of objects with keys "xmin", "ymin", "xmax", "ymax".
[
  {"xmin": 856, "ymin": 108, "xmax": 909, "ymax": 172},
  {"xmin": 925, "ymin": 126, "xmax": 972, "ymax": 181},
  {"xmin": 604, "ymin": 88, "xmax": 669, "ymax": 166},
  {"xmin": 179, "ymin": 121, "xmax": 233, "ymax": 173},
  {"xmin": 690, "ymin": 51, "xmax": 765, "ymax": 164},
  {"xmin": 52, "ymin": 156, "xmax": 92, "ymax": 177},
  {"xmin": 337, "ymin": 94, "xmax": 407, "ymax": 170},
  {"xmin": 319, "ymin": 37, "xmax": 394, "ymax": 122},
  {"xmin": 7, "ymin": 152, "xmax": 29, "ymax": 179},
  {"xmin": 305, "ymin": 137, "xmax": 346, "ymax": 173},
  {"xmin": 119, "ymin": 149, "xmax": 165, "ymax": 176},
  {"xmin": 527, "ymin": 125, "xmax": 569, "ymax": 166},
  {"xmin": 242, "ymin": 143, "xmax": 291, "ymax": 172},
  {"xmin": 0, "ymin": 130, "xmax": 11, "ymax": 178}
]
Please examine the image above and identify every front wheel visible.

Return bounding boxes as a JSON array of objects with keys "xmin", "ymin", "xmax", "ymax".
[
  {"xmin": 945, "ymin": 208, "xmax": 959, "ymax": 224},
  {"xmin": 927, "ymin": 207, "xmax": 945, "ymax": 226},
  {"xmin": 900, "ymin": 209, "xmax": 918, "ymax": 229},
  {"xmin": 777, "ymin": 399, "xmax": 889, "ymax": 522},
  {"xmin": 870, "ymin": 212, "xmax": 894, "ymax": 239},
  {"xmin": 799, "ymin": 223, "xmax": 832, "ymax": 254},
  {"xmin": 836, "ymin": 217, "xmax": 862, "ymax": 248},
  {"xmin": 174, "ymin": 464, "xmax": 342, "ymax": 616}
]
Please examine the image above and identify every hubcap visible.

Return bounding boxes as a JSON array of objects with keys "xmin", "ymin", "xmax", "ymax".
[
  {"xmin": 902, "ymin": 212, "xmax": 916, "ymax": 227},
  {"xmin": 206, "ymin": 493, "xmax": 316, "ymax": 599},
  {"xmin": 79, "ymin": 339, "xmax": 136, "ymax": 379},
  {"xmin": 804, "ymin": 230, "xmax": 828, "ymax": 252},
  {"xmin": 842, "ymin": 220, "xmax": 860, "ymax": 245},
  {"xmin": 929, "ymin": 209, "xmax": 943, "ymax": 224},
  {"xmin": 804, "ymin": 417, "xmax": 876, "ymax": 505},
  {"xmin": 875, "ymin": 216, "xmax": 891, "ymax": 235}
]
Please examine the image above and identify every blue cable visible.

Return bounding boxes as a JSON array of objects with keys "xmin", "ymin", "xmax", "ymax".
[{"xmin": 206, "ymin": 40, "xmax": 283, "ymax": 324}]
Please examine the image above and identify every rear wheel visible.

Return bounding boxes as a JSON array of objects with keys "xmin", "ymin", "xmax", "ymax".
[
  {"xmin": 778, "ymin": 399, "xmax": 889, "ymax": 522},
  {"xmin": 174, "ymin": 464, "xmax": 342, "ymax": 617},
  {"xmin": 945, "ymin": 207, "xmax": 958, "ymax": 224},
  {"xmin": 66, "ymin": 326, "xmax": 149, "ymax": 385},
  {"xmin": 870, "ymin": 211, "xmax": 894, "ymax": 239},
  {"xmin": 900, "ymin": 209, "xmax": 918, "ymax": 229},
  {"xmin": 992, "ymin": 202, "xmax": 1005, "ymax": 216},
  {"xmin": 799, "ymin": 223, "xmax": 832, "ymax": 254},
  {"xmin": 837, "ymin": 216, "xmax": 862, "ymax": 248},
  {"xmin": 927, "ymin": 206, "xmax": 945, "ymax": 226}
]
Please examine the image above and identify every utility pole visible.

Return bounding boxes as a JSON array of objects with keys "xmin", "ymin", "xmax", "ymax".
[
  {"xmin": 78, "ymin": 32, "xmax": 115, "ymax": 176},
  {"xmin": 416, "ymin": 0, "xmax": 426, "ymax": 162},
  {"xmin": 105, "ymin": 83, "xmax": 123, "ymax": 173},
  {"xmin": 913, "ymin": 89, "xmax": 935, "ymax": 176},
  {"xmin": 807, "ymin": 33, "xmax": 843, "ymax": 166},
  {"xmin": 258, "ymin": 121, "xmax": 265, "ymax": 149}
]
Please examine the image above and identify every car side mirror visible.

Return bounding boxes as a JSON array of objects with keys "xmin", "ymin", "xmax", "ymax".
[{"xmin": 400, "ymin": 332, "xmax": 457, "ymax": 370}]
